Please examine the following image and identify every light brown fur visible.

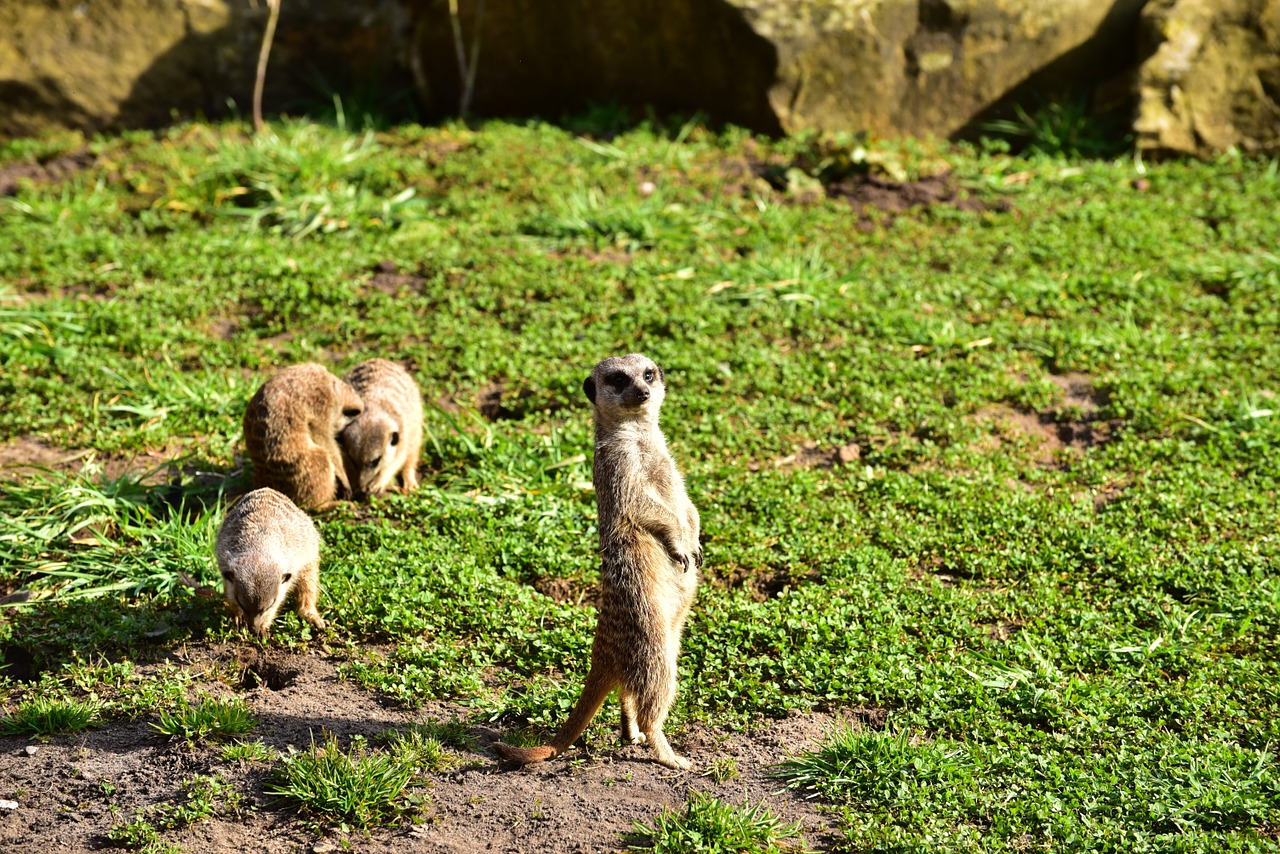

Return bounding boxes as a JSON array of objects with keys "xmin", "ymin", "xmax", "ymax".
[
  {"xmin": 243, "ymin": 363, "xmax": 363, "ymax": 511},
  {"xmin": 215, "ymin": 488, "xmax": 325, "ymax": 637},
  {"xmin": 492, "ymin": 353, "xmax": 701, "ymax": 770},
  {"xmin": 338, "ymin": 359, "xmax": 424, "ymax": 498}
]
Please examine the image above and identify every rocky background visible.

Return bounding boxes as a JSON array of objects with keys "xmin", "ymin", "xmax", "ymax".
[{"xmin": 1, "ymin": 0, "xmax": 1277, "ymax": 156}]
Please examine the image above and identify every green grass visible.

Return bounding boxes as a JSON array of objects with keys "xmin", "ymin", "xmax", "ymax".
[
  {"xmin": 629, "ymin": 791, "xmax": 805, "ymax": 853},
  {"xmin": 266, "ymin": 732, "xmax": 426, "ymax": 830},
  {"xmin": 152, "ymin": 695, "xmax": 257, "ymax": 744},
  {"xmin": 1, "ymin": 115, "xmax": 1279, "ymax": 846},
  {"xmin": 0, "ymin": 694, "xmax": 100, "ymax": 736}
]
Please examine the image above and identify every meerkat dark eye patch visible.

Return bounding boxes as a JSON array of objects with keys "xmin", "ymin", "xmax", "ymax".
[
  {"xmin": 390, "ymin": 431, "xmax": 400, "ymax": 447},
  {"xmin": 222, "ymin": 571, "xmax": 234, "ymax": 581},
  {"xmin": 367, "ymin": 456, "xmax": 382, "ymax": 469},
  {"xmin": 281, "ymin": 573, "xmax": 292, "ymax": 583},
  {"xmin": 342, "ymin": 407, "xmax": 362, "ymax": 417},
  {"xmin": 605, "ymin": 371, "xmax": 630, "ymax": 391}
]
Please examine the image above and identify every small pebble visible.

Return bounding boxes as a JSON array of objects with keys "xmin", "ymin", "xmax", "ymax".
[
  {"xmin": 0, "ymin": 799, "xmax": 17, "ymax": 810},
  {"xmin": 638, "ymin": 180, "xmax": 657, "ymax": 196},
  {"xmin": 24, "ymin": 745, "xmax": 39, "ymax": 756}
]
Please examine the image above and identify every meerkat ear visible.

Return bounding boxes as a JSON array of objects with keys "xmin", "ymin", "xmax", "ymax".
[
  {"xmin": 655, "ymin": 363, "xmax": 665, "ymax": 382},
  {"xmin": 583, "ymin": 376, "xmax": 596, "ymax": 403}
]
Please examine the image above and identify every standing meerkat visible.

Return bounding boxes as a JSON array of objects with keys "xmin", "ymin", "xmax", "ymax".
[
  {"xmin": 215, "ymin": 487, "xmax": 325, "ymax": 638},
  {"xmin": 338, "ymin": 359, "xmax": 423, "ymax": 498},
  {"xmin": 493, "ymin": 353, "xmax": 702, "ymax": 770},
  {"xmin": 243, "ymin": 363, "xmax": 363, "ymax": 511}
]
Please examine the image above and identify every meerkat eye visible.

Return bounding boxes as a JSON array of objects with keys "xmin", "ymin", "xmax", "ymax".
[
  {"xmin": 342, "ymin": 407, "xmax": 361, "ymax": 417},
  {"xmin": 281, "ymin": 573, "xmax": 292, "ymax": 583},
  {"xmin": 390, "ymin": 431, "xmax": 400, "ymax": 447},
  {"xmin": 643, "ymin": 368, "xmax": 655, "ymax": 382},
  {"xmin": 367, "ymin": 456, "xmax": 382, "ymax": 469},
  {"xmin": 605, "ymin": 371, "xmax": 629, "ymax": 391}
]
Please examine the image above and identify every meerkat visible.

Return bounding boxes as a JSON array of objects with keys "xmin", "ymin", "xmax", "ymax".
[
  {"xmin": 492, "ymin": 353, "xmax": 702, "ymax": 770},
  {"xmin": 338, "ymin": 359, "xmax": 423, "ymax": 498},
  {"xmin": 215, "ymin": 487, "xmax": 325, "ymax": 638},
  {"xmin": 242, "ymin": 363, "xmax": 363, "ymax": 511}
]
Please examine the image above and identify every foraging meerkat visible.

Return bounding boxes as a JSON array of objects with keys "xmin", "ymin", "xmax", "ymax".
[
  {"xmin": 492, "ymin": 353, "xmax": 702, "ymax": 770},
  {"xmin": 243, "ymin": 363, "xmax": 363, "ymax": 511},
  {"xmin": 338, "ymin": 359, "xmax": 423, "ymax": 498},
  {"xmin": 215, "ymin": 487, "xmax": 325, "ymax": 637}
]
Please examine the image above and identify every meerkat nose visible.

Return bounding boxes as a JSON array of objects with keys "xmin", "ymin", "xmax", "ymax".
[{"xmin": 635, "ymin": 387, "xmax": 650, "ymax": 401}]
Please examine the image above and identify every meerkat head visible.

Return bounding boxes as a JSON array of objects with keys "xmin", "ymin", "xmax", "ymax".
[
  {"xmin": 339, "ymin": 411, "xmax": 400, "ymax": 498},
  {"xmin": 583, "ymin": 353, "xmax": 666, "ymax": 423},
  {"xmin": 221, "ymin": 552, "xmax": 293, "ymax": 637},
  {"xmin": 332, "ymin": 377, "xmax": 365, "ymax": 432}
]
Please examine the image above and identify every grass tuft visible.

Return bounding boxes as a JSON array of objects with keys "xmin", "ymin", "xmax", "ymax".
[
  {"xmin": 266, "ymin": 732, "xmax": 422, "ymax": 829},
  {"xmin": 629, "ymin": 791, "xmax": 804, "ymax": 853},
  {"xmin": 0, "ymin": 695, "xmax": 101, "ymax": 736},
  {"xmin": 152, "ymin": 696, "xmax": 256, "ymax": 744}
]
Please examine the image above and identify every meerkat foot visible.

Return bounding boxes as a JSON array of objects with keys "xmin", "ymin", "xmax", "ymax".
[
  {"xmin": 659, "ymin": 753, "xmax": 692, "ymax": 771},
  {"xmin": 645, "ymin": 729, "xmax": 690, "ymax": 770},
  {"xmin": 301, "ymin": 611, "xmax": 326, "ymax": 631}
]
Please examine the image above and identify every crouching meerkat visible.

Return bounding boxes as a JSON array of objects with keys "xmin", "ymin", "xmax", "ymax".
[
  {"xmin": 493, "ymin": 353, "xmax": 702, "ymax": 770},
  {"xmin": 339, "ymin": 359, "xmax": 423, "ymax": 498},
  {"xmin": 243, "ymin": 363, "xmax": 363, "ymax": 511},
  {"xmin": 215, "ymin": 487, "xmax": 325, "ymax": 637}
]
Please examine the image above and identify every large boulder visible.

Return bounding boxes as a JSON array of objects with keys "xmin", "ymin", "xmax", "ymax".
[
  {"xmin": 0, "ymin": 0, "xmax": 405, "ymax": 140},
  {"xmin": 1135, "ymin": 0, "xmax": 1280, "ymax": 155},
  {"xmin": 732, "ymin": 0, "xmax": 1146, "ymax": 138},
  {"xmin": 401, "ymin": 0, "xmax": 1145, "ymax": 137}
]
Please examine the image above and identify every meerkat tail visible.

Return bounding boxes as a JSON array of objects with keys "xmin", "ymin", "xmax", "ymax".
[
  {"xmin": 492, "ymin": 669, "xmax": 616, "ymax": 765},
  {"xmin": 490, "ymin": 742, "xmax": 557, "ymax": 763}
]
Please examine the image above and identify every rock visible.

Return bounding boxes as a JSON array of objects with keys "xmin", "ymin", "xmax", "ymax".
[
  {"xmin": 732, "ymin": 0, "xmax": 1147, "ymax": 138},
  {"xmin": 0, "ymin": 0, "xmax": 406, "ymax": 140},
  {"xmin": 23, "ymin": 745, "xmax": 39, "ymax": 756},
  {"xmin": 836, "ymin": 443, "xmax": 862, "ymax": 465},
  {"xmin": 1135, "ymin": 0, "xmax": 1280, "ymax": 155},
  {"xmin": 0, "ymin": 799, "xmax": 17, "ymax": 810},
  {"xmin": 399, "ymin": 0, "xmax": 1145, "ymax": 138}
]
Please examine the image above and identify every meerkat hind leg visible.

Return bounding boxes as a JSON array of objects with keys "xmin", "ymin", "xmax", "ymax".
[
  {"xmin": 644, "ymin": 726, "xmax": 690, "ymax": 770},
  {"xmin": 620, "ymin": 692, "xmax": 646, "ymax": 745}
]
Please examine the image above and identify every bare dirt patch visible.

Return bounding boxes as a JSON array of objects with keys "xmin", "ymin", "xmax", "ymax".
[
  {"xmin": 0, "ymin": 436, "xmax": 208, "ymax": 484},
  {"xmin": 0, "ymin": 150, "xmax": 95, "ymax": 197},
  {"xmin": 754, "ymin": 440, "xmax": 861, "ymax": 473},
  {"xmin": 0, "ymin": 646, "xmax": 861, "ymax": 853},
  {"xmin": 826, "ymin": 173, "xmax": 1005, "ymax": 221},
  {"xmin": 366, "ymin": 260, "xmax": 429, "ymax": 296},
  {"xmin": 713, "ymin": 564, "xmax": 822, "ymax": 603},
  {"xmin": 971, "ymin": 372, "xmax": 1115, "ymax": 468}
]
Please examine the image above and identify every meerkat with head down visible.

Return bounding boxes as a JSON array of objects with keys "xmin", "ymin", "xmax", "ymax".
[
  {"xmin": 243, "ymin": 363, "xmax": 363, "ymax": 511},
  {"xmin": 215, "ymin": 487, "xmax": 325, "ymax": 638},
  {"xmin": 338, "ymin": 359, "xmax": 423, "ymax": 498},
  {"xmin": 492, "ymin": 353, "xmax": 702, "ymax": 770}
]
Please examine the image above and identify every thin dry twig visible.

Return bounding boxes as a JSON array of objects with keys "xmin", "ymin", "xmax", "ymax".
[
  {"xmin": 253, "ymin": 0, "xmax": 283, "ymax": 134},
  {"xmin": 447, "ymin": 0, "xmax": 486, "ymax": 116}
]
